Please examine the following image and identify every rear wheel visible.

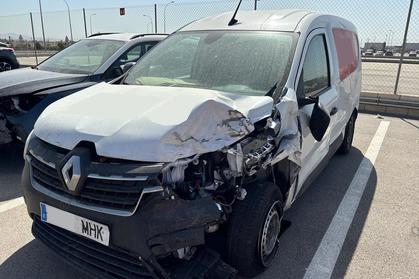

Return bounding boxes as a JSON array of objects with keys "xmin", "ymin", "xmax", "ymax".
[
  {"xmin": 338, "ymin": 113, "xmax": 356, "ymax": 154},
  {"xmin": 226, "ymin": 182, "xmax": 283, "ymax": 277},
  {"xmin": 0, "ymin": 59, "xmax": 13, "ymax": 72}
]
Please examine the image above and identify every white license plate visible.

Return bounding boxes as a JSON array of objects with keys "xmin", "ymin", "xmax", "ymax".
[{"xmin": 40, "ymin": 203, "xmax": 110, "ymax": 246}]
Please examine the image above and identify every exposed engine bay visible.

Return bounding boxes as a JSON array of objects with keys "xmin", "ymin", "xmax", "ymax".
[
  {"xmin": 162, "ymin": 118, "xmax": 279, "ymax": 204},
  {"xmin": 155, "ymin": 110, "xmax": 300, "ymax": 266}
]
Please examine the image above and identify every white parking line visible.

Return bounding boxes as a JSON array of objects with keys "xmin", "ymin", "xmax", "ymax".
[
  {"xmin": 303, "ymin": 120, "xmax": 390, "ymax": 279},
  {"xmin": 0, "ymin": 197, "xmax": 25, "ymax": 214}
]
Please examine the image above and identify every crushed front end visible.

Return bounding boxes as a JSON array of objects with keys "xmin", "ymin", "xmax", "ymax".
[
  {"xmin": 22, "ymin": 136, "xmax": 238, "ymax": 278},
  {"xmin": 22, "ymin": 83, "xmax": 302, "ymax": 278}
]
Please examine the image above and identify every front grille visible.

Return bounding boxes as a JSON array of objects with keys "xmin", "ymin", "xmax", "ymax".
[
  {"xmin": 32, "ymin": 216, "xmax": 152, "ymax": 279},
  {"xmin": 30, "ymin": 155, "xmax": 153, "ymax": 212},
  {"xmin": 31, "ymin": 156, "xmax": 63, "ymax": 191}
]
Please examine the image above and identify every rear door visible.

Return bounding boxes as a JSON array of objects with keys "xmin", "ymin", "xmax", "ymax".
[
  {"xmin": 330, "ymin": 28, "xmax": 361, "ymax": 140},
  {"xmin": 295, "ymin": 28, "xmax": 340, "ymax": 191}
]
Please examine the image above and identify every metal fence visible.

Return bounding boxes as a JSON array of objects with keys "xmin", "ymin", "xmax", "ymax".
[{"xmin": 0, "ymin": 0, "xmax": 417, "ymax": 96}]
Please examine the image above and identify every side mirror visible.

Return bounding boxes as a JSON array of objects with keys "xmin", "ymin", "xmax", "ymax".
[
  {"xmin": 122, "ymin": 62, "xmax": 136, "ymax": 73},
  {"xmin": 309, "ymin": 100, "xmax": 330, "ymax": 142}
]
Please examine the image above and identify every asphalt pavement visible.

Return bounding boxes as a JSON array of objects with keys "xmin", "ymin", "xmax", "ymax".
[{"xmin": 0, "ymin": 113, "xmax": 418, "ymax": 279}]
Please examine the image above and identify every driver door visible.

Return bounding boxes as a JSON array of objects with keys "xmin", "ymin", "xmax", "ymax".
[{"xmin": 296, "ymin": 29, "xmax": 339, "ymax": 191}]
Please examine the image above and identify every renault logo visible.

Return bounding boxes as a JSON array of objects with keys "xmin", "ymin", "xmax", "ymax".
[{"xmin": 61, "ymin": 155, "xmax": 82, "ymax": 192}]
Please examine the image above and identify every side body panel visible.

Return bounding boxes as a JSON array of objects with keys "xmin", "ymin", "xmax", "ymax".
[{"xmin": 283, "ymin": 14, "xmax": 361, "ymax": 207}]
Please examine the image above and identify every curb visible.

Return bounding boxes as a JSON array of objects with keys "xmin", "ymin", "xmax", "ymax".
[{"xmin": 360, "ymin": 91, "xmax": 419, "ymax": 119}]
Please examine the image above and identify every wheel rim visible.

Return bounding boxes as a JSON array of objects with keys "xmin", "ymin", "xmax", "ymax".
[
  {"xmin": 260, "ymin": 201, "xmax": 281, "ymax": 266},
  {"xmin": 0, "ymin": 62, "xmax": 12, "ymax": 72}
]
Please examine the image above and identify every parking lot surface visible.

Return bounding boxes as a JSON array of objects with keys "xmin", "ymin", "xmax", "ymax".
[{"xmin": 0, "ymin": 113, "xmax": 418, "ymax": 278}]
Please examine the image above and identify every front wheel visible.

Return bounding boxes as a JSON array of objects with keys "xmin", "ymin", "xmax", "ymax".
[
  {"xmin": 0, "ymin": 57, "xmax": 17, "ymax": 72},
  {"xmin": 226, "ymin": 182, "xmax": 283, "ymax": 277}
]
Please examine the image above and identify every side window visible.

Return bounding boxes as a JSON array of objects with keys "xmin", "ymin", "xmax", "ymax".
[
  {"xmin": 143, "ymin": 42, "xmax": 158, "ymax": 53},
  {"xmin": 123, "ymin": 41, "xmax": 158, "ymax": 64},
  {"xmin": 125, "ymin": 45, "xmax": 142, "ymax": 62},
  {"xmin": 301, "ymin": 34, "xmax": 330, "ymax": 97},
  {"xmin": 103, "ymin": 41, "xmax": 158, "ymax": 80}
]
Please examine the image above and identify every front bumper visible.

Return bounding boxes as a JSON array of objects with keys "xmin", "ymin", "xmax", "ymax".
[
  {"xmin": 22, "ymin": 161, "xmax": 224, "ymax": 278},
  {"xmin": 32, "ymin": 216, "xmax": 154, "ymax": 278}
]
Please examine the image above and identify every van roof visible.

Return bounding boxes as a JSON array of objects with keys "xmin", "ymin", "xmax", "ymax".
[{"xmin": 180, "ymin": 10, "xmax": 314, "ymax": 32}]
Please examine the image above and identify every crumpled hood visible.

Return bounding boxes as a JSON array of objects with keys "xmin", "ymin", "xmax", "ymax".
[
  {"xmin": 0, "ymin": 68, "xmax": 87, "ymax": 97},
  {"xmin": 34, "ymin": 82, "xmax": 274, "ymax": 162}
]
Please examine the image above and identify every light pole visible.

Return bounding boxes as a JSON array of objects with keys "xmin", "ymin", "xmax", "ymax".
[
  {"xmin": 38, "ymin": 0, "xmax": 46, "ymax": 49},
  {"xmin": 163, "ymin": 1, "xmax": 175, "ymax": 33},
  {"xmin": 63, "ymin": 0, "xmax": 73, "ymax": 42},
  {"xmin": 388, "ymin": 30, "xmax": 394, "ymax": 47},
  {"xmin": 90, "ymin": 13, "xmax": 96, "ymax": 35},
  {"xmin": 143, "ymin": 14, "xmax": 153, "ymax": 33}
]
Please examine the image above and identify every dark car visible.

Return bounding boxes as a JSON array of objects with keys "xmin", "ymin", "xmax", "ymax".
[
  {"xmin": 364, "ymin": 48, "xmax": 374, "ymax": 56},
  {"xmin": 0, "ymin": 33, "xmax": 166, "ymax": 144},
  {"xmin": 0, "ymin": 45, "xmax": 19, "ymax": 72},
  {"xmin": 408, "ymin": 51, "xmax": 417, "ymax": 57}
]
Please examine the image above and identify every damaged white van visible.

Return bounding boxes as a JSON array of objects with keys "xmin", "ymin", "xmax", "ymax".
[{"xmin": 22, "ymin": 9, "xmax": 360, "ymax": 279}]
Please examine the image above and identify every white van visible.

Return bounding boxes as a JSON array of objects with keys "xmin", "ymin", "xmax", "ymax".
[{"xmin": 22, "ymin": 9, "xmax": 360, "ymax": 278}]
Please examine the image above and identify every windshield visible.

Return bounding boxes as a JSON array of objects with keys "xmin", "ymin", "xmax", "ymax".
[
  {"xmin": 124, "ymin": 31, "xmax": 297, "ymax": 96},
  {"xmin": 38, "ymin": 39, "xmax": 124, "ymax": 74}
]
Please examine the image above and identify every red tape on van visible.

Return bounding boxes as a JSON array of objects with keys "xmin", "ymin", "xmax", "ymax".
[{"xmin": 333, "ymin": 28, "xmax": 359, "ymax": 81}]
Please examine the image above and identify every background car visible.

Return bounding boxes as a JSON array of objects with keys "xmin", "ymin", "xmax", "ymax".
[
  {"xmin": 0, "ymin": 45, "xmax": 19, "ymax": 72},
  {"xmin": 408, "ymin": 51, "xmax": 417, "ymax": 57},
  {"xmin": 374, "ymin": 50, "xmax": 385, "ymax": 57},
  {"xmin": 364, "ymin": 48, "xmax": 374, "ymax": 56},
  {"xmin": 0, "ymin": 42, "xmax": 10, "ymax": 48},
  {"xmin": 0, "ymin": 33, "xmax": 167, "ymax": 143}
]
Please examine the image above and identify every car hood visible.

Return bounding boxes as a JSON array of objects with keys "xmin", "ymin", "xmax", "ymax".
[
  {"xmin": 0, "ymin": 68, "xmax": 87, "ymax": 97},
  {"xmin": 34, "ymin": 82, "xmax": 274, "ymax": 162}
]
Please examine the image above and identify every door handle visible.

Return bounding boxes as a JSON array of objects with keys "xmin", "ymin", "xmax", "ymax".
[{"xmin": 330, "ymin": 107, "xmax": 338, "ymax": 116}]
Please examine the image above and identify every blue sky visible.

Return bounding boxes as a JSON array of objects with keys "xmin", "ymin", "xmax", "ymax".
[{"xmin": 0, "ymin": 0, "xmax": 416, "ymax": 46}]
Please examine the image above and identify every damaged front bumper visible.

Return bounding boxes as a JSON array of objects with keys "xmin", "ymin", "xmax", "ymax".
[
  {"xmin": 0, "ymin": 113, "xmax": 13, "ymax": 144},
  {"xmin": 0, "ymin": 112, "xmax": 33, "ymax": 144},
  {"xmin": 22, "ymin": 158, "xmax": 230, "ymax": 278}
]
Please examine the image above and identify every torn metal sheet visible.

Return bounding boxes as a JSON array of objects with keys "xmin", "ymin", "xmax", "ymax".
[
  {"xmin": 271, "ymin": 89, "xmax": 301, "ymax": 167},
  {"xmin": 0, "ymin": 115, "xmax": 13, "ymax": 144},
  {"xmin": 34, "ymin": 83, "xmax": 274, "ymax": 162}
]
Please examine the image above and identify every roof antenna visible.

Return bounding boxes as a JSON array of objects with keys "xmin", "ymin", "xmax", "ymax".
[{"xmin": 228, "ymin": 0, "xmax": 243, "ymax": 26}]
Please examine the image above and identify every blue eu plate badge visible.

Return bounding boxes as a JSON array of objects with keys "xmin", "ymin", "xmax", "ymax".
[{"xmin": 40, "ymin": 203, "xmax": 47, "ymax": 221}]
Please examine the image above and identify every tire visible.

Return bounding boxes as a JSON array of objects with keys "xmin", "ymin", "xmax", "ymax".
[
  {"xmin": 226, "ymin": 182, "xmax": 283, "ymax": 277},
  {"xmin": 0, "ymin": 58, "xmax": 14, "ymax": 72},
  {"xmin": 338, "ymin": 113, "xmax": 356, "ymax": 154}
]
